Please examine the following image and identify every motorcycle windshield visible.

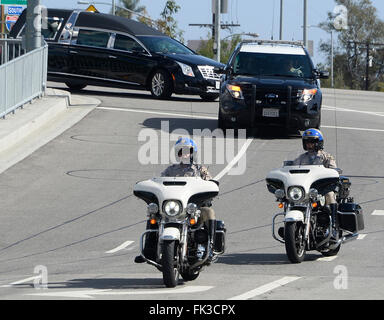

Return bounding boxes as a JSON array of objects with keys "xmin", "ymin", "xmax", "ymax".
[{"xmin": 283, "ymin": 151, "xmax": 326, "ymax": 167}]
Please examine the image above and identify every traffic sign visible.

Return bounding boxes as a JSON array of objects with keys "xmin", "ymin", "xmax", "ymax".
[
  {"xmin": 5, "ymin": 14, "xmax": 18, "ymax": 31},
  {"xmin": 7, "ymin": 5, "xmax": 24, "ymax": 15},
  {"xmin": 86, "ymin": 4, "xmax": 99, "ymax": 13},
  {"xmin": 0, "ymin": 0, "xmax": 27, "ymax": 5}
]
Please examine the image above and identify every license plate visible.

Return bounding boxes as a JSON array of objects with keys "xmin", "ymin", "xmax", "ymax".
[
  {"xmin": 215, "ymin": 81, "xmax": 220, "ymax": 89},
  {"xmin": 262, "ymin": 108, "xmax": 279, "ymax": 117}
]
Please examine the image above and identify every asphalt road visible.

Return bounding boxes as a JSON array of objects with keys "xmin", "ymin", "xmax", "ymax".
[{"xmin": 0, "ymin": 84, "xmax": 383, "ymax": 301}]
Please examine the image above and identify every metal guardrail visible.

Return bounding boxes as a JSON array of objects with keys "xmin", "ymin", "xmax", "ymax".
[
  {"xmin": 0, "ymin": 35, "xmax": 26, "ymax": 65},
  {"xmin": 0, "ymin": 37, "xmax": 48, "ymax": 118}
]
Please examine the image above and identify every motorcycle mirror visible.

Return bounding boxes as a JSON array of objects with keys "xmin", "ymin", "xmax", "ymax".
[{"xmin": 335, "ymin": 168, "xmax": 343, "ymax": 174}]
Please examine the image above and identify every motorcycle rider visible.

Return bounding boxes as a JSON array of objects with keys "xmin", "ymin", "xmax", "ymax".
[
  {"xmin": 135, "ymin": 137, "xmax": 218, "ymax": 263},
  {"xmin": 292, "ymin": 128, "xmax": 339, "ymax": 239}
]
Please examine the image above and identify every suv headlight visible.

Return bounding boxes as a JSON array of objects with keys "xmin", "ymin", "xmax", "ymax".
[
  {"xmin": 176, "ymin": 61, "xmax": 195, "ymax": 77},
  {"xmin": 163, "ymin": 200, "xmax": 182, "ymax": 217},
  {"xmin": 226, "ymin": 84, "xmax": 244, "ymax": 99},
  {"xmin": 299, "ymin": 88, "xmax": 317, "ymax": 103},
  {"xmin": 288, "ymin": 186, "xmax": 305, "ymax": 202}
]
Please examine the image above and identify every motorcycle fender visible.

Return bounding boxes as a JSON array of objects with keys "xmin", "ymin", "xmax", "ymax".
[
  {"xmin": 285, "ymin": 210, "xmax": 305, "ymax": 222},
  {"xmin": 160, "ymin": 227, "xmax": 180, "ymax": 241}
]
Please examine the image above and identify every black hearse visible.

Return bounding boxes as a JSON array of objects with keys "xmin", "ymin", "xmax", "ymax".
[{"xmin": 10, "ymin": 9, "xmax": 224, "ymax": 100}]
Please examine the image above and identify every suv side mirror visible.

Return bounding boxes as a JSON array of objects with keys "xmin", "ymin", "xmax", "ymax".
[
  {"xmin": 214, "ymin": 66, "xmax": 226, "ymax": 74},
  {"xmin": 313, "ymin": 69, "xmax": 329, "ymax": 79},
  {"xmin": 214, "ymin": 66, "xmax": 233, "ymax": 77},
  {"xmin": 319, "ymin": 70, "xmax": 329, "ymax": 79}
]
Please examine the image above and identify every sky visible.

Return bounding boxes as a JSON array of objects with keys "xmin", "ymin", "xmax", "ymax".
[{"xmin": 38, "ymin": 0, "xmax": 384, "ymax": 66}]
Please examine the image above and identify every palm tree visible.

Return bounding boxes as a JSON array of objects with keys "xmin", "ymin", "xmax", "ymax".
[{"xmin": 114, "ymin": 0, "xmax": 146, "ymax": 19}]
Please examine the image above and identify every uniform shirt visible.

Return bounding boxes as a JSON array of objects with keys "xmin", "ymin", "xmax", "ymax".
[
  {"xmin": 161, "ymin": 163, "xmax": 212, "ymax": 180},
  {"xmin": 292, "ymin": 150, "xmax": 337, "ymax": 169}
]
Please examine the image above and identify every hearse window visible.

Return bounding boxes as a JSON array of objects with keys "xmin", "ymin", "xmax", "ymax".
[
  {"xmin": 76, "ymin": 29, "xmax": 111, "ymax": 48},
  {"xmin": 18, "ymin": 16, "xmax": 63, "ymax": 40},
  {"xmin": 114, "ymin": 34, "xmax": 143, "ymax": 52}
]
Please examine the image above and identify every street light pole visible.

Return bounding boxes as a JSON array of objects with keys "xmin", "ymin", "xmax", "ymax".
[
  {"xmin": 279, "ymin": 0, "xmax": 283, "ymax": 40},
  {"xmin": 213, "ymin": 0, "xmax": 221, "ymax": 62},
  {"xmin": 303, "ymin": 0, "xmax": 307, "ymax": 47},
  {"xmin": 330, "ymin": 30, "xmax": 334, "ymax": 88},
  {"xmin": 112, "ymin": 0, "xmax": 115, "ymax": 15},
  {"xmin": 25, "ymin": 0, "xmax": 42, "ymax": 51}
]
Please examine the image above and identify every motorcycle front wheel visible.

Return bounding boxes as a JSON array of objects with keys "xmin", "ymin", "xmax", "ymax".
[
  {"xmin": 162, "ymin": 240, "xmax": 180, "ymax": 288},
  {"xmin": 284, "ymin": 222, "xmax": 306, "ymax": 263},
  {"xmin": 180, "ymin": 268, "xmax": 200, "ymax": 281}
]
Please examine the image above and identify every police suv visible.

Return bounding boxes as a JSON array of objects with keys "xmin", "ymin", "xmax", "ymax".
[{"xmin": 217, "ymin": 40, "xmax": 329, "ymax": 130}]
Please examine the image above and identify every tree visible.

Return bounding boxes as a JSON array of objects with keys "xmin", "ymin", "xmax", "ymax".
[
  {"xmin": 155, "ymin": 0, "xmax": 184, "ymax": 42},
  {"xmin": 114, "ymin": 0, "xmax": 146, "ymax": 19},
  {"xmin": 196, "ymin": 33, "xmax": 242, "ymax": 64},
  {"xmin": 319, "ymin": 0, "xmax": 384, "ymax": 90}
]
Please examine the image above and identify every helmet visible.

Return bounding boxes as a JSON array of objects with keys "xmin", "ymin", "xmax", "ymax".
[
  {"xmin": 174, "ymin": 137, "xmax": 197, "ymax": 164},
  {"xmin": 302, "ymin": 128, "xmax": 324, "ymax": 151}
]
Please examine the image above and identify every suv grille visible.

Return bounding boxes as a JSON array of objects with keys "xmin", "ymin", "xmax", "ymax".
[
  {"xmin": 241, "ymin": 85, "xmax": 299, "ymax": 107},
  {"xmin": 198, "ymin": 65, "xmax": 221, "ymax": 80}
]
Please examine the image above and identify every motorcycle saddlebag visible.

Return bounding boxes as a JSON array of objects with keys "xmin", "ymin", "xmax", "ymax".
[
  {"xmin": 338, "ymin": 203, "xmax": 364, "ymax": 233},
  {"xmin": 214, "ymin": 220, "xmax": 226, "ymax": 253}
]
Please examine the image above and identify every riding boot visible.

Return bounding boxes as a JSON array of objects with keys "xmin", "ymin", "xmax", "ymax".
[
  {"xmin": 329, "ymin": 203, "xmax": 339, "ymax": 240},
  {"xmin": 207, "ymin": 219, "xmax": 216, "ymax": 262}
]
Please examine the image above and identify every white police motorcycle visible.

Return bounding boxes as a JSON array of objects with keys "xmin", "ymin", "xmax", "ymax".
[
  {"xmin": 266, "ymin": 153, "xmax": 364, "ymax": 263},
  {"xmin": 133, "ymin": 176, "xmax": 226, "ymax": 287}
]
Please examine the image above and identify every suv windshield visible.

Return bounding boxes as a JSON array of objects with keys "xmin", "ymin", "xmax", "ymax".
[
  {"xmin": 233, "ymin": 52, "xmax": 313, "ymax": 78},
  {"xmin": 137, "ymin": 36, "xmax": 194, "ymax": 55}
]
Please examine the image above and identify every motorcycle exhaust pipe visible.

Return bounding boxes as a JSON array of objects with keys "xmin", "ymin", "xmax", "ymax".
[
  {"xmin": 341, "ymin": 232, "xmax": 359, "ymax": 244},
  {"xmin": 328, "ymin": 232, "xmax": 359, "ymax": 250}
]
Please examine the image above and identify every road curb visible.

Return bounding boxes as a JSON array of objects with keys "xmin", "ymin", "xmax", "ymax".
[{"xmin": 0, "ymin": 88, "xmax": 100, "ymax": 174}]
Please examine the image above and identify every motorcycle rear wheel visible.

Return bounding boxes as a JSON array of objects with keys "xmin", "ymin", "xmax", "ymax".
[
  {"xmin": 285, "ymin": 222, "xmax": 306, "ymax": 263},
  {"xmin": 162, "ymin": 240, "xmax": 180, "ymax": 288}
]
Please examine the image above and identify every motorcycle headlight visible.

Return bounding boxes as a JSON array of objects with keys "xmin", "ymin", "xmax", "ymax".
[
  {"xmin": 163, "ymin": 200, "xmax": 182, "ymax": 217},
  {"xmin": 308, "ymin": 188, "xmax": 318, "ymax": 201},
  {"xmin": 186, "ymin": 203, "xmax": 197, "ymax": 215},
  {"xmin": 288, "ymin": 186, "xmax": 305, "ymax": 202},
  {"xmin": 274, "ymin": 189, "xmax": 285, "ymax": 200},
  {"xmin": 147, "ymin": 203, "xmax": 159, "ymax": 215},
  {"xmin": 176, "ymin": 61, "xmax": 195, "ymax": 77}
]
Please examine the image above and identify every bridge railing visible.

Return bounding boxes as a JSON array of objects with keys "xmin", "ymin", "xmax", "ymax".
[{"xmin": 0, "ymin": 36, "xmax": 48, "ymax": 118}]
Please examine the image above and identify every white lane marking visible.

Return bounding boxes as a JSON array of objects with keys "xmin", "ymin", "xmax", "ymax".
[
  {"xmin": 99, "ymin": 106, "xmax": 256, "ymax": 181},
  {"xmin": 321, "ymin": 125, "xmax": 384, "ymax": 133},
  {"xmin": 227, "ymin": 276, "xmax": 300, "ymax": 300},
  {"xmin": 0, "ymin": 276, "xmax": 41, "ymax": 288},
  {"xmin": 213, "ymin": 138, "xmax": 256, "ymax": 181},
  {"xmin": 317, "ymin": 256, "xmax": 338, "ymax": 262},
  {"xmin": 323, "ymin": 105, "xmax": 384, "ymax": 117},
  {"xmin": 27, "ymin": 285, "xmax": 214, "ymax": 299},
  {"xmin": 372, "ymin": 210, "xmax": 384, "ymax": 215},
  {"xmin": 357, "ymin": 234, "xmax": 367, "ymax": 240},
  {"xmin": 105, "ymin": 240, "xmax": 134, "ymax": 254},
  {"xmin": 99, "ymin": 106, "xmax": 384, "ymax": 133},
  {"xmin": 97, "ymin": 106, "xmax": 217, "ymax": 120}
]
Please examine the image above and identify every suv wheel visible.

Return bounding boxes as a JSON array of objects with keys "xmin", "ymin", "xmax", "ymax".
[{"xmin": 150, "ymin": 70, "xmax": 172, "ymax": 99}]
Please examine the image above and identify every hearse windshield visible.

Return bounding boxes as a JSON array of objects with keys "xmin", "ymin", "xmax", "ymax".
[{"xmin": 137, "ymin": 36, "xmax": 194, "ymax": 55}]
